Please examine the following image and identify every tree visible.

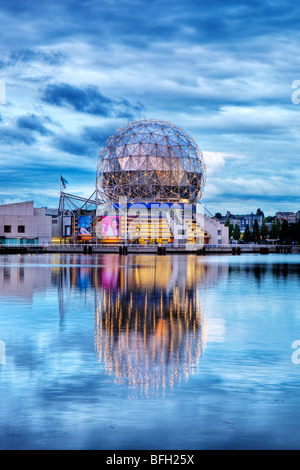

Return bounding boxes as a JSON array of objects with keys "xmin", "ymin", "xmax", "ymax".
[
  {"xmin": 215, "ymin": 212, "xmax": 222, "ymax": 219},
  {"xmin": 289, "ymin": 221, "xmax": 300, "ymax": 244},
  {"xmin": 243, "ymin": 224, "xmax": 251, "ymax": 243},
  {"xmin": 252, "ymin": 219, "xmax": 260, "ymax": 243},
  {"xmin": 280, "ymin": 219, "xmax": 290, "ymax": 242},
  {"xmin": 260, "ymin": 220, "xmax": 269, "ymax": 241},
  {"xmin": 233, "ymin": 224, "xmax": 241, "ymax": 241},
  {"xmin": 225, "ymin": 219, "xmax": 234, "ymax": 238},
  {"xmin": 269, "ymin": 220, "xmax": 280, "ymax": 240}
]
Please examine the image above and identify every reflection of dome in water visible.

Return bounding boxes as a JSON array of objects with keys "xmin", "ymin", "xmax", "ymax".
[
  {"xmin": 95, "ymin": 287, "xmax": 206, "ymax": 398},
  {"xmin": 97, "ymin": 119, "xmax": 206, "ymax": 203},
  {"xmin": 93, "ymin": 255, "xmax": 230, "ymax": 397}
]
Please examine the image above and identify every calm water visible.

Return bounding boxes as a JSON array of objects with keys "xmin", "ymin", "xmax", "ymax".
[{"xmin": 0, "ymin": 253, "xmax": 300, "ymax": 450}]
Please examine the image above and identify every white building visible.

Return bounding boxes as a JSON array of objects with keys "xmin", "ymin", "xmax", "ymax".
[
  {"xmin": 0, "ymin": 201, "xmax": 52, "ymax": 245},
  {"xmin": 201, "ymin": 214, "xmax": 229, "ymax": 245}
]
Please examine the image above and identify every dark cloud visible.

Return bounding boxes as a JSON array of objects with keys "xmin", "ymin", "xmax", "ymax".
[
  {"xmin": 0, "ymin": 0, "xmax": 296, "ymax": 51},
  {"xmin": 42, "ymin": 83, "xmax": 144, "ymax": 118},
  {"xmin": 0, "ymin": 0, "xmax": 298, "ymax": 65},
  {"xmin": 0, "ymin": 114, "xmax": 53, "ymax": 147},
  {"xmin": 81, "ymin": 125, "xmax": 112, "ymax": 148},
  {"xmin": 0, "ymin": 126, "xmax": 36, "ymax": 146},
  {"xmin": 51, "ymin": 125, "xmax": 113, "ymax": 157},
  {"xmin": 42, "ymin": 83, "xmax": 112, "ymax": 116},
  {"xmin": 16, "ymin": 114, "xmax": 53, "ymax": 136},
  {"xmin": 52, "ymin": 134, "xmax": 90, "ymax": 156},
  {"xmin": 9, "ymin": 49, "xmax": 67, "ymax": 66}
]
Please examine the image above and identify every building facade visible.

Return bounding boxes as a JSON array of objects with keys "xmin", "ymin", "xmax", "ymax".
[
  {"xmin": 219, "ymin": 211, "xmax": 264, "ymax": 231},
  {"xmin": 0, "ymin": 201, "xmax": 52, "ymax": 245},
  {"xmin": 201, "ymin": 214, "xmax": 229, "ymax": 245},
  {"xmin": 275, "ymin": 211, "xmax": 300, "ymax": 224}
]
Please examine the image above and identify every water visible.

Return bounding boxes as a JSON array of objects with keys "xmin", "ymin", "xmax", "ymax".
[{"xmin": 0, "ymin": 253, "xmax": 300, "ymax": 450}]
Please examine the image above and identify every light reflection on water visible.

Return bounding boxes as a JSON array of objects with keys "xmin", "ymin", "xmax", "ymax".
[
  {"xmin": 0, "ymin": 253, "xmax": 300, "ymax": 449},
  {"xmin": 95, "ymin": 266, "xmax": 206, "ymax": 399}
]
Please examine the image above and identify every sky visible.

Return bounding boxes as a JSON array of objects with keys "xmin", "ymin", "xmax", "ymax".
[{"xmin": 0, "ymin": 0, "xmax": 300, "ymax": 216}]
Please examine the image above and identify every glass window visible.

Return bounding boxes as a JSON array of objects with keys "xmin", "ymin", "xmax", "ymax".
[
  {"xmin": 18, "ymin": 225, "xmax": 25, "ymax": 233},
  {"xmin": 4, "ymin": 225, "xmax": 11, "ymax": 233}
]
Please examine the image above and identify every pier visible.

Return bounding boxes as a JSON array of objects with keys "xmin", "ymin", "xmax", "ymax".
[{"xmin": 0, "ymin": 244, "xmax": 298, "ymax": 255}]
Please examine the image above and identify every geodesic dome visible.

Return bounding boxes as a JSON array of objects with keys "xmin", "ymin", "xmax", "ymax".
[{"xmin": 97, "ymin": 119, "xmax": 206, "ymax": 203}]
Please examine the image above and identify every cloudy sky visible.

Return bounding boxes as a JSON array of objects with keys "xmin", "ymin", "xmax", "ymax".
[{"xmin": 0, "ymin": 0, "xmax": 300, "ymax": 216}]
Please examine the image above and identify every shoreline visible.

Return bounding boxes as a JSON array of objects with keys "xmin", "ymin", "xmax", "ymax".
[{"xmin": 0, "ymin": 244, "xmax": 298, "ymax": 255}]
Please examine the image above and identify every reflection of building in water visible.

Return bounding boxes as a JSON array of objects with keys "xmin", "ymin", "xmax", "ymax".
[
  {"xmin": 95, "ymin": 289, "xmax": 205, "ymax": 398},
  {"xmin": 95, "ymin": 255, "xmax": 207, "ymax": 398},
  {"xmin": 0, "ymin": 253, "xmax": 229, "ymax": 394},
  {"xmin": 0, "ymin": 255, "xmax": 52, "ymax": 300}
]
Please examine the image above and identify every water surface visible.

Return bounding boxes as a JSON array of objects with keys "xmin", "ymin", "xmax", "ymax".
[{"xmin": 0, "ymin": 253, "xmax": 300, "ymax": 450}]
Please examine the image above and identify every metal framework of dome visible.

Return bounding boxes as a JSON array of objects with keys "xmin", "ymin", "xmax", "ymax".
[{"xmin": 97, "ymin": 119, "xmax": 206, "ymax": 203}]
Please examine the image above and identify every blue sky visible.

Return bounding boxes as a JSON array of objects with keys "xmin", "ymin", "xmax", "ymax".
[{"xmin": 0, "ymin": 0, "xmax": 300, "ymax": 215}]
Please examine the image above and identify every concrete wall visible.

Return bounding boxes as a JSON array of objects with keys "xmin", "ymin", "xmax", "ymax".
[
  {"xmin": 0, "ymin": 201, "xmax": 52, "ymax": 244},
  {"xmin": 0, "ymin": 201, "xmax": 35, "ymax": 216},
  {"xmin": 196, "ymin": 214, "xmax": 229, "ymax": 245}
]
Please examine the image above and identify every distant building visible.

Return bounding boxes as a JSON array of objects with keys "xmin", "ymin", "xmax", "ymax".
[
  {"xmin": 218, "ymin": 210, "xmax": 264, "ymax": 231},
  {"xmin": 275, "ymin": 211, "xmax": 299, "ymax": 224},
  {"xmin": 0, "ymin": 201, "xmax": 52, "ymax": 245}
]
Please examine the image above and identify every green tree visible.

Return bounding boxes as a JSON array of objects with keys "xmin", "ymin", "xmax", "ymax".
[
  {"xmin": 280, "ymin": 219, "xmax": 290, "ymax": 242},
  {"xmin": 225, "ymin": 219, "xmax": 234, "ymax": 238},
  {"xmin": 269, "ymin": 221, "xmax": 280, "ymax": 240},
  {"xmin": 243, "ymin": 224, "xmax": 251, "ymax": 243},
  {"xmin": 260, "ymin": 219, "xmax": 269, "ymax": 241},
  {"xmin": 252, "ymin": 219, "xmax": 260, "ymax": 243},
  {"xmin": 289, "ymin": 221, "xmax": 300, "ymax": 244},
  {"xmin": 233, "ymin": 224, "xmax": 241, "ymax": 241}
]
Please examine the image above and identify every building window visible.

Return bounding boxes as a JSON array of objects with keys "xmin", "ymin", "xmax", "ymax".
[
  {"xmin": 64, "ymin": 226, "xmax": 71, "ymax": 236},
  {"xmin": 218, "ymin": 230, "xmax": 222, "ymax": 235},
  {"xmin": 4, "ymin": 225, "xmax": 11, "ymax": 233},
  {"xmin": 18, "ymin": 225, "xmax": 25, "ymax": 233}
]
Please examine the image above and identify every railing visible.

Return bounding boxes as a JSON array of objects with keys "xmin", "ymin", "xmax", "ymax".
[
  {"xmin": 0, "ymin": 243, "xmax": 299, "ymax": 250},
  {"xmin": 0, "ymin": 243, "xmax": 300, "ymax": 254}
]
